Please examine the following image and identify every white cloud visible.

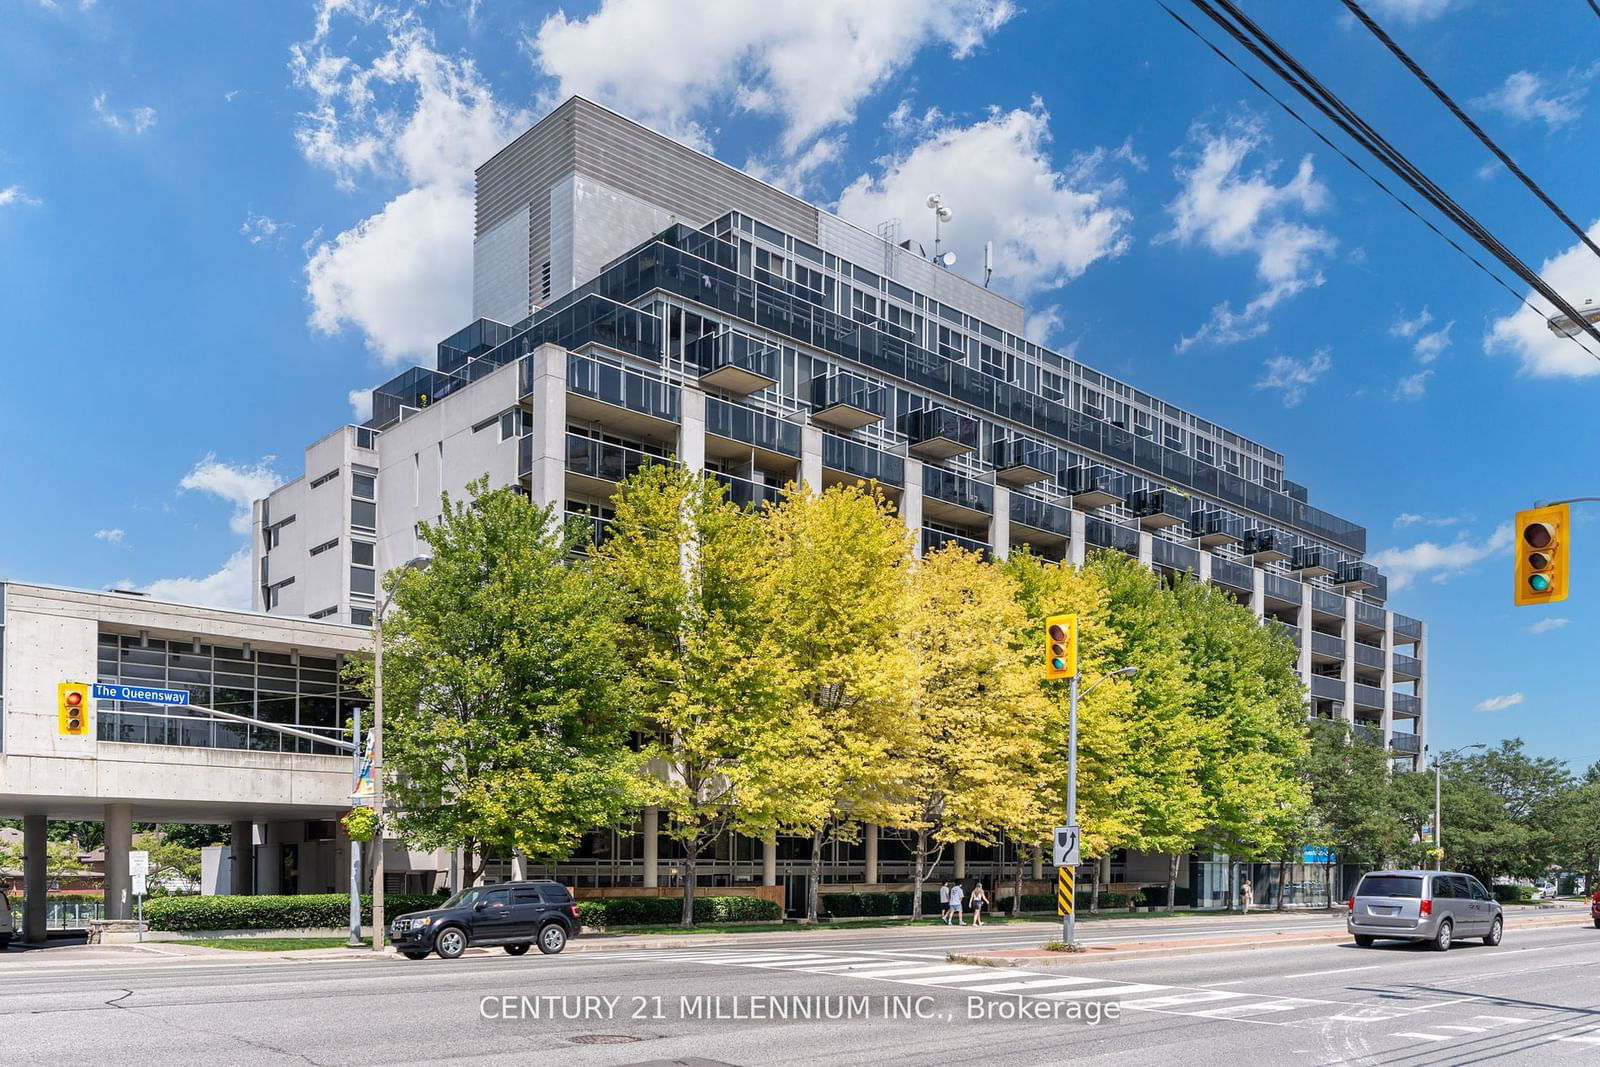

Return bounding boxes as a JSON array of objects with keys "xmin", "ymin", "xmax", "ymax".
[
  {"xmin": 94, "ymin": 528, "xmax": 125, "ymax": 544},
  {"xmin": 179, "ymin": 455, "xmax": 282, "ymax": 535},
  {"xmin": 92, "ymin": 91, "xmax": 157, "ymax": 134},
  {"xmin": 1365, "ymin": 0, "xmax": 1455, "ymax": 21},
  {"xmin": 1368, "ymin": 523, "xmax": 1512, "ymax": 590},
  {"xmin": 240, "ymin": 212, "xmax": 281, "ymax": 245},
  {"xmin": 1475, "ymin": 692, "xmax": 1525, "ymax": 713},
  {"xmin": 1163, "ymin": 117, "xmax": 1335, "ymax": 351},
  {"xmin": 1025, "ymin": 305, "xmax": 1065, "ymax": 346},
  {"xmin": 527, "ymin": 0, "xmax": 1015, "ymax": 157},
  {"xmin": 1254, "ymin": 348, "xmax": 1331, "ymax": 407},
  {"xmin": 1484, "ymin": 222, "xmax": 1600, "ymax": 378},
  {"xmin": 744, "ymin": 135, "xmax": 845, "ymax": 198},
  {"xmin": 1390, "ymin": 306, "xmax": 1452, "ymax": 370},
  {"xmin": 1474, "ymin": 71, "xmax": 1586, "ymax": 129},
  {"xmin": 292, "ymin": 6, "xmax": 530, "ymax": 364},
  {"xmin": 835, "ymin": 102, "xmax": 1133, "ymax": 301},
  {"xmin": 1393, "ymin": 368, "xmax": 1433, "ymax": 401},
  {"xmin": 1390, "ymin": 307, "xmax": 1432, "ymax": 339},
  {"xmin": 1530, "ymin": 617, "xmax": 1569, "ymax": 634},
  {"xmin": 1412, "ymin": 322, "xmax": 1453, "ymax": 363},
  {"xmin": 1394, "ymin": 512, "xmax": 1467, "ymax": 529},
  {"xmin": 0, "ymin": 185, "xmax": 41, "ymax": 208},
  {"xmin": 348, "ymin": 388, "xmax": 373, "ymax": 421},
  {"xmin": 134, "ymin": 547, "xmax": 254, "ymax": 611}
]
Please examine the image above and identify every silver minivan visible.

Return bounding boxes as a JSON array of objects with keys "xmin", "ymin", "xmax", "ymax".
[{"xmin": 1347, "ymin": 870, "xmax": 1503, "ymax": 950}]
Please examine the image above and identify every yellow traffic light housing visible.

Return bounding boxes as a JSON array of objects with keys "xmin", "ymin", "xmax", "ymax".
[
  {"xmin": 1514, "ymin": 504, "xmax": 1569, "ymax": 606},
  {"xmin": 1044, "ymin": 613, "xmax": 1078, "ymax": 679},
  {"xmin": 58, "ymin": 682, "xmax": 90, "ymax": 736}
]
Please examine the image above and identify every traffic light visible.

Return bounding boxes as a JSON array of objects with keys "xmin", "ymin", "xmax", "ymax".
[
  {"xmin": 1044, "ymin": 613, "xmax": 1078, "ymax": 679},
  {"xmin": 58, "ymin": 682, "xmax": 90, "ymax": 736},
  {"xmin": 1514, "ymin": 504, "xmax": 1569, "ymax": 606}
]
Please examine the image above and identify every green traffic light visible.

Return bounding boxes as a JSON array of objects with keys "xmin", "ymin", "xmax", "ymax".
[
  {"xmin": 1529, "ymin": 574, "xmax": 1552, "ymax": 593},
  {"xmin": 1051, "ymin": 657, "xmax": 1066, "ymax": 671}
]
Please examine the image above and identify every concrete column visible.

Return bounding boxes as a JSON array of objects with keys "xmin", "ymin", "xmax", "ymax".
[
  {"xmin": 1069, "ymin": 509, "xmax": 1087, "ymax": 568},
  {"xmin": 1197, "ymin": 547, "xmax": 1212, "ymax": 584},
  {"xmin": 1416, "ymin": 620, "xmax": 1428, "ymax": 772},
  {"xmin": 642, "ymin": 806, "xmax": 659, "ymax": 888},
  {"xmin": 1137, "ymin": 530, "xmax": 1153, "ymax": 568},
  {"xmin": 528, "ymin": 343, "xmax": 568, "ymax": 513},
  {"xmin": 1297, "ymin": 583, "xmax": 1313, "ymax": 705},
  {"xmin": 1250, "ymin": 566, "xmax": 1265, "ymax": 620},
  {"xmin": 511, "ymin": 853, "xmax": 528, "ymax": 881},
  {"xmin": 953, "ymin": 841, "xmax": 966, "ymax": 880},
  {"xmin": 230, "ymin": 820, "xmax": 253, "ymax": 895},
  {"xmin": 103, "ymin": 803, "xmax": 133, "ymax": 920},
  {"xmin": 22, "ymin": 813, "xmax": 47, "ymax": 946},
  {"xmin": 902, "ymin": 457, "xmax": 924, "ymax": 556},
  {"xmin": 989, "ymin": 486, "xmax": 1010, "ymax": 560},
  {"xmin": 800, "ymin": 423, "xmax": 823, "ymax": 493},
  {"xmin": 762, "ymin": 839, "xmax": 777, "ymax": 887},
  {"xmin": 863, "ymin": 824, "xmax": 879, "ymax": 885},
  {"xmin": 1342, "ymin": 594, "xmax": 1357, "ymax": 726},
  {"xmin": 1031, "ymin": 847, "xmax": 1043, "ymax": 881},
  {"xmin": 1382, "ymin": 612, "xmax": 1396, "ymax": 757},
  {"xmin": 255, "ymin": 842, "xmax": 283, "ymax": 895},
  {"xmin": 679, "ymin": 386, "xmax": 706, "ymax": 473}
]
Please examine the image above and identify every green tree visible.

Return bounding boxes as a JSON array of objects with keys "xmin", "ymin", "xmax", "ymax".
[
  {"xmin": 0, "ymin": 836, "xmax": 84, "ymax": 884},
  {"xmin": 350, "ymin": 479, "xmax": 643, "ymax": 882},
  {"xmin": 1551, "ymin": 764, "xmax": 1600, "ymax": 895},
  {"xmin": 900, "ymin": 544, "xmax": 1051, "ymax": 918},
  {"xmin": 1304, "ymin": 721, "xmax": 1413, "ymax": 903},
  {"xmin": 759, "ymin": 483, "xmax": 917, "ymax": 923},
  {"xmin": 156, "ymin": 823, "xmax": 228, "ymax": 850},
  {"xmin": 1459, "ymin": 739, "xmax": 1572, "ymax": 881},
  {"xmin": 133, "ymin": 831, "xmax": 201, "ymax": 889},
  {"xmin": 603, "ymin": 464, "xmax": 789, "ymax": 927}
]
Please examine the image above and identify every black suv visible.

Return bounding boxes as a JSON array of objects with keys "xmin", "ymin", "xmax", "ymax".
[{"xmin": 389, "ymin": 880, "xmax": 581, "ymax": 960}]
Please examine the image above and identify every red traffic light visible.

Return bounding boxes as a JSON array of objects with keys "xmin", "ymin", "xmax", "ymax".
[{"xmin": 65, "ymin": 691, "xmax": 83, "ymax": 707}]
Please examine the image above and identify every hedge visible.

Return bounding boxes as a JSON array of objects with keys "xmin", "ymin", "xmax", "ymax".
[
  {"xmin": 1492, "ymin": 884, "xmax": 1535, "ymax": 905},
  {"xmin": 575, "ymin": 895, "xmax": 780, "ymax": 929},
  {"xmin": 143, "ymin": 893, "xmax": 445, "ymax": 932}
]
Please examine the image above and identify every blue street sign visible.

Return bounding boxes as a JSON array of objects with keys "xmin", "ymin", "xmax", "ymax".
[
  {"xmin": 1301, "ymin": 846, "xmax": 1337, "ymax": 865},
  {"xmin": 91, "ymin": 682, "xmax": 190, "ymax": 706}
]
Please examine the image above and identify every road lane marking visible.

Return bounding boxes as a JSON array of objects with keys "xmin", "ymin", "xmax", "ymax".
[
  {"xmin": 957, "ymin": 976, "xmax": 1110, "ymax": 993},
  {"xmin": 1392, "ymin": 1032, "xmax": 1452, "ymax": 1042},
  {"xmin": 1035, "ymin": 983, "xmax": 1165, "ymax": 998},
  {"xmin": 1131, "ymin": 991, "xmax": 1248, "ymax": 1008},
  {"xmin": 1282, "ymin": 965, "xmax": 1381, "ymax": 979}
]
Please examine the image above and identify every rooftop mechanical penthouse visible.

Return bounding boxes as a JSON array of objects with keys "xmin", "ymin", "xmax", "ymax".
[{"xmin": 255, "ymin": 95, "xmax": 1425, "ymax": 790}]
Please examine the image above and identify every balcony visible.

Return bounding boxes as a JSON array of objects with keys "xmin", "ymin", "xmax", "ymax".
[
  {"xmin": 1193, "ymin": 508, "xmax": 1244, "ymax": 547},
  {"xmin": 565, "ymin": 513, "xmax": 612, "ymax": 555},
  {"xmin": 1130, "ymin": 488, "xmax": 1189, "ymax": 531},
  {"xmin": 1312, "ymin": 587, "xmax": 1346, "ymax": 617},
  {"xmin": 1309, "ymin": 675, "xmax": 1345, "ymax": 701},
  {"xmin": 1352, "ymin": 722, "xmax": 1381, "ymax": 746},
  {"xmin": 991, "ymin": 439, "xmax": 1058, "ymax": 487},
  {"xmin": 1335, "ymin": 560, "xmax": 1380, "ymax": 592},
  {"xmin": 518, "ymin": 433, "xmax": 533, "ymax": 478},
  {"xmin": 1310, "ymin": 630, "xmax": 1346, "ymax": 660},
  {"xmin": 1392, "ymin": 653, "xmax": 1421, "ymax": 680},
  {"xmin": 1353, "ymin": 641, "xmax": 1385, "ymax": 670},
  {"xmin": 564, "ymin": 433, "xmax": 670, "ymax": 495},
  {"xmin": 691, "ymin": 331, "xmax": 779, "ymax": 395},
  {"xmin": 1244, "ymin": 528, "xmax": 1291, "ymax": 564},
  {"xmin": 712, "ymin": 471, "xmax": 783, "ymax": 511},
  {"xmin": 1010, "ymin": 493, "xmax": 1072, "ymax": 539},
  {"xmin": 1353, "ymin": 682, "xmax": 1385, "ymax": 711},
  {"xmin": 1263, "ymin": 571, "xmax": 1302, "ymax": 606},
  {"xmin": 1291, "ymin": 545, "xmax": 1336, "ymax": 578},
  {"xmin": 1354, "ymin": 600, "xmax": 1386, "ymax": 630},
  {"xmin": 810, "ymin": 372, "xmax": 887, "ymax": 431},
  {"xmin": 902, "ymin": 408, "xmax": 978, "ymax": 460},
  {"xmin": 1390, "ymin": 733, "xmax": 1422, "ymax": 755},
  {"xmin": 1084, "ymin": 516, "xmax": 1138, "ymax": 554},
  {"xmin": 704, "ymin": 396, "xmax": 800, "ymax": 458},
  {"xmin": 922, "ymin": 528, "xmax": 989, "ymax": 557},
  {"xmin": 1151, "ymin": 536, "xmax": 1200, "ymax": 575},
  {"xmin": 1209, "ymin": 555, "xmax": 1253, "ymax": 592},
  {"xmin": 1393, "ymin": 614, "xmax": 1424, "ymax": 641},
  {"xmin": 1067, "ymin": 465, "xmax": 1125, "ymax": 510},
  {"xmin": 821, "ymin": 434, "xmax": 904, "ymax": 487},
  {"xmin": 1394, "ymin": 692, "xmax": 1422, "ymax": 718},
  {"xmin": 564, "ymin": 354, "xmax": 680, "ymax": 436},
  {"xmin": 1274, "ymin": 621, "xmax": 1301, "ymax": 647},
  {"xmin": 923, "ymin": 466, "xmax": 993, "ymax": 517}
]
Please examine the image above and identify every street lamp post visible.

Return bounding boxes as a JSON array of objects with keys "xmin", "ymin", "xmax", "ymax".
[
  {"xmin": 371, "ymin": 555, "xmax": 432, "ymax": 953},
  {"xmin": 1430, "ymin": 743, "xmax": 1485, "ymax": 872},
  {"xmin": 1064, "ymin": 665, "xmax": 1138, "ymax": 946}
]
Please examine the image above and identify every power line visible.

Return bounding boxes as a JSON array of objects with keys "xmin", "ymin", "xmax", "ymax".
[
  {"xmin": 1186, "ymin": 0, "xmax": 1600, "ymax": 357},
  {"xmin": 1153, "ymin": 1, "xmax": 1580, "ymax": 356},
  {"xmin": 1590, "ymin": 0, "xmax": 1600, "ymax": 23},
  {"xmin": 1341, "ymin": 0, "xmax": 1600, "ymax": 264}
]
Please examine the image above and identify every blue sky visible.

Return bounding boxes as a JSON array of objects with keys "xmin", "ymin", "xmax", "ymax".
[{"xmin": 3, "ymin": 0, "xmax": 1599, "ymax": 767}]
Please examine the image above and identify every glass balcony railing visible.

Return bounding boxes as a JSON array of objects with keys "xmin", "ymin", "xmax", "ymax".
[
  {"xmin": 1309, "ymin": 675, "xmax": 1344, "ymax": 701},
  {"xmin": 565, "ymin": 513, "xmax": 612, "ymax": 554},
  {"xmin": 1353, "ymin": 682, "xmax": 1386, "ymax": 710},
  {"xmin": 1392, "ymin": 653, "xmax": 1422, "ymax": 679},
  {"xmin": 565, "ymin": 434, "xmax": 671, "ymax": 485},
  {"xmin": 1194, "ymin": 508, "xmax": 1244, "ymax": 545},
  {"xmin": 1355, "ymin": 600, "xmax": 1386, "ymax": 629},
  {"xmin": 1084, "ymin": 516, "xmax": 1138, "ymax": 554},
  {"xmin": 712, "ymin": 471, "xmax": 784, "ymax": 511},
  {"xmin": 923, "ymin": 466, "xmax": 993, "ymax": 514},
  {"xmin": 1067, "ymin": 464, "xmax": 1125, "ymax": 507},
  {"xmin": 1209, "ymin": 555, "xmax": 1253, "ymax": 591},
  {"xmin": 1274, "ymin": 621, "xmax": 1301, "ymax": 646},
  {"xmin": 1292, "ymin": 545, "xmax": 1336, "ymax": 574},
  {"xmin": 1393, "ymin": 614, "xmax": 1424, "ymax": 640},
  {"xmin": 1009, "ymin": 493, "xmax": 1072, "ymax": 536},
  {"xmin": 1352, "ymin": 722, "xmax": 1381, "ymax": 745},
  {"xmin": 1313, "ymin": 587, "xmax": 1346, "ymax": 616},
  {"xmin": 902, "ymin": 408, "xmax": 978, "ymax": 458},
  {"xmin": 688, "ymin": 331, "xmax": 780, "ymax": 394},
  {"xmin": 562, "ymin": 353, "xmax": 681, "ymax": 423},
  {"xmin": 1130, "ymin": 488, "xmax": 1190, "ymax": 528},
  {"xmin": 821, "ymin": 434, "xmax": 904, "ymax": 487},
  {"xmin": 1263, "ymin": 572, "xmax": 1301, "ymax": 604},
  {"xmin": 1336, "ymin": 560, "xmax": 1380, "ymax": 590},
  {"xmin": 1151, "ymin": 536, "xmax": 1200, "ymax": 574},
  {"xmin": 1353, "ymin": 641, "xmax": 1385, "ymax": 669},
  {"xmin": 1390, "ymin": 733, "xmax": 1422, "ymax": 755},
  {"xmin": 922, "ymin": 528, "xmax": 989, "ymax": 556},
  {"xmin": 704, "ymin": 396, "xmax": 800, "ymax": 456},
  {"xmin": 1244, "ymin": 528, "xmax": 1292, "ymax": 559},
  {"xmin": 518, "ymin": 433, "xmax": 533, "ymax": 478},
  {"xmin": 810, "ymin": 372, "xmax": 887, "ymax": 429},
  {"xmin": 1310, "ymin": 631, "xmax": 1345, "ymax": 658},
  {"xmin": 991, "ymin": 439, "xmax": 1059, "ymax": 483},
  {"xmin": 1394, "ymin": 692, "xmax": 1422, "ymax": 717}
]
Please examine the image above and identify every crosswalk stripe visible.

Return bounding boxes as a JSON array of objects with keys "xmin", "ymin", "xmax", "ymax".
[
  {"xmin": 897, "ymin": 970, "xmax": 1038, "ymax": 986},
  {"xmin": 819, "ymin": 963, "xmax": 978, "ymax": 977},
  {"xmin": 704, "ymin": 953, "xmax": 834, "ymax": 965},
  {"xmin": 1127, "ymin": 991, "xmax": 1247, "ymax": 1009},
  {"xmin": 1034, "ymin": 984, "xmax": 1165, "ymax": 999},
  {"xmin": 1190, "ymin": 1000, "xmax": 1302, "ymax": 1018},
  {"xmin": 1432, "ymin": 1025, "xmax": 1489, "ymax": 1033},
  {"xmin": 1393, "ymin": 1032, "xmax": 1452, "ymax": 1042},
  {"xmin": 1473, "ymin": 1015, "xmax": 1531, "ymax": 1024},
  {"xmin": 962, "ymin": 976, "xmax": 1110, "ymax": 993},
  {"xmin": 759, "ymin": 956, "xmax": 883, "ymax": 968}
]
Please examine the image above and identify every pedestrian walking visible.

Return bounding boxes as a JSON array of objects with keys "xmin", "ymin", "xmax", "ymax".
[
  {"xmin": 971, "ymin": 881, "xmax": 989, "ymax": 927},
  {"xmin": 938, "ymin": 881, "xmax": 951, "ymax": 924},
  {"xmin": 1241, "ymin": 878, "xmax": 1254, "ymax": 915},
  {"xmin": 948, "ymin": 881, "xmax": 965, "ymax": 926}
]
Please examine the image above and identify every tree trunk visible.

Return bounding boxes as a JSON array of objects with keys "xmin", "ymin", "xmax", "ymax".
[
  {"xmin": 1012, "ymin": 844, "xmax": 1024, "ymax": 917},
  {"xmin": 1227, "ymin": 858, "xmax": 1237, "ymax": 912},
  {"xmin": 682, "ymin": 835, "xmax": 698, "ymax": 929},
  {"xmin": 1277, "ymin": 858, "xmax": 1287, "ymax": 911},
  {"xmin": 806, "ymin": 828, "xmax": 824, "ymax": 924},
  {"xmin": 1166, "ymin": 855, "xmax": 1179, "ymax": 913},
  {"xmin": 1090, "ymin": 859, "xmax": 1101, "ymax": 913},
  {"xmin": 911, "ymin": 828, "xmax": 928, "ymax": 920},
  {"xmin": 1327, "ymin": 859, "xmax": 1336, "ymax": 911}
]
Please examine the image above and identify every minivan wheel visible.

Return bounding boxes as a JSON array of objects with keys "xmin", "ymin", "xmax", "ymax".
[
  {"xmin": 1484, "ymin": 917, "xmax": 1503, "ymax": 947},
  {"xmin": 537, "ymin": 923, "xmax": 567, "ymax": 955},
  {"xmin": 1431, "ymin": 919, "xmax": 1452, "ymax": 952},
  {"xmin": 402, "ymin": 950, "xmax": 429, "ymax": 960},
  {"xmin": 1353, "ymin": 935, "xmax": 1375, "ymax": 947},
  {"xmin": 435, "ymin": 927, "xmax": 468, "ymax": 959},
  {"xmin": 504, "ymin": 943, "xmax": 530, "ymax": 956}
]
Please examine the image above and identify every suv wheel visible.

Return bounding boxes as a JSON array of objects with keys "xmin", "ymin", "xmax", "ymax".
[
  {"xmin": 434, "ymin": 926, "xmax": 468, "ymax": 959},
  {"xmin": 537, "ymin": 923, "xmax": 567, "ymax": 955},
  {"xmin": 1353, "ymin": 935, "xmax": 1375, "ymax": 947},
  {"xmin": 1430, "ymin": 919, "xmax": 1452, "ymax": 952},
  {"xmin": 504, "ymin": 943, "xmax": 530, "ymax": 956},
  {"xmin": 1483, "ymin": 916, "xmax": 1503, "ymax": 947},
  {"xmin": 402, "ymin": 950, "xmax": 429, "ymax": 960}
]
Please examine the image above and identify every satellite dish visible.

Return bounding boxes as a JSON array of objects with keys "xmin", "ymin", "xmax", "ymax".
[
  {"xmin": 937, "ymin": 251, "xmax": 957, "ymax": 268},
  {"xmin": 925, "ymin": 193, "xmax": 943, "ymax": 209},
  {"xmin": 937, "ymin": 206, "xmax": 953, "ymax": 223}
]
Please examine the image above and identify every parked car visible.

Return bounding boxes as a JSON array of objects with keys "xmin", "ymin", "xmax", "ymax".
[
  {"xmin": 388, "ymin": 880, "xmax": 580, "ymax": 960},
  {"xmin": 0, "ymin": 890, "xmax": 13, "ymax": 950},
  {"xmin": 1348, "ymin": 870, "xmax": 1503, "ymax": 951}
]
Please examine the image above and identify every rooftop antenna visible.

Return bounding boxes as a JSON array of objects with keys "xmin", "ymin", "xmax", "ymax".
[
  {"xmin": 983, "ymin": 241, "xmax": 994, "ymax": 288},
  {"xmin": 926, "ymin": 193, "xmax": 955, "ymax": 268}
]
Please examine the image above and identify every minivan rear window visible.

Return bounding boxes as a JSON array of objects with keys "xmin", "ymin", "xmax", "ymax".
[{"xmin": 1357, "ymin": 875, "xmax": 1423, "ymax": 898}]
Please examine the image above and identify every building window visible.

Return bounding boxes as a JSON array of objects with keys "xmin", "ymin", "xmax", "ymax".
[
  {"xmin": 351, "ymin": 500, "xmax": 376, "ymax": 531},
  {"xmin": 350, "ymin": 608, "xmax": 373, "ymax": 627},
  {"xmin": 262, "ymin": 515, "xmax": 295, "ymax": 551},
  {"xmin": 352, "ymin": 472, "xmax": 375, "ymax": 500},
  {"xmin": 351, "ymin": 541, "xmax": 374, "ymax": 566},
  {"xmin": 540, "ymin": 260, "xmax": 552, "ymax": 300},
  {"xmin": 309, "ymin": 537, "xmax": 339, "ymax": 557},
  {"xmin": 309, "ymin": 469, "xmax": 340, "ymax": 489},
  {"xmin": 350, "ymin": 566, "xmax": 376, "ymax": 597},
  {"xmin": 308, "ymin": 605, "xmax": 338, "ymax": 620}
]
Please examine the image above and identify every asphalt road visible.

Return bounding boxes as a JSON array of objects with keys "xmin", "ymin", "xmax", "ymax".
[{"xmin": 4, "ymin": 913, "xmax": 1598, "ymax": 1066}]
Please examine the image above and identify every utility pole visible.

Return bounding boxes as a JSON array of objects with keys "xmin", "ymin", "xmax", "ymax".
[
  {"xmin": 1064, "ymin": 670, "xmax": 1079, "ymax": 946},
  {"xmin": 347, "ymin": 704, "xmax": 363, "ymax": 948}
]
